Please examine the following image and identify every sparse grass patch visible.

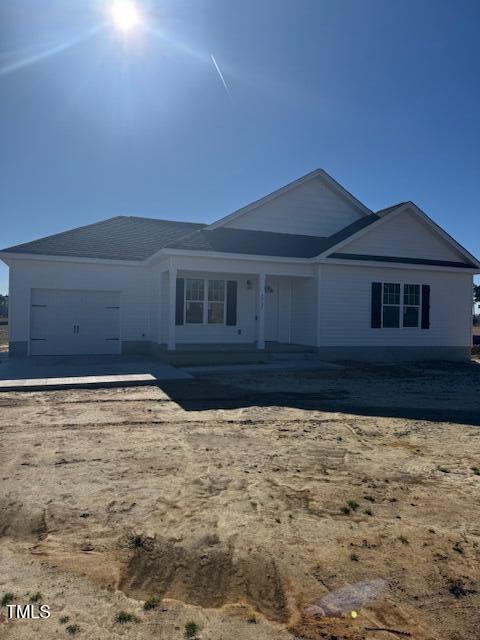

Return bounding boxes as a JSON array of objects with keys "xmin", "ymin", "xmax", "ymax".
[
  {"xmin": 59, "ymin": 616, "xmax": 70, "ymax": 624},
  {"xmin": 364, "ymin": 508, "xmax": 373, "ymax": 516},
  {"xmin": 452, "ymin": 541, "xmax": 464, "ymax": 554},
  {"xmin": 340, "ymin": 505, "xmax": 351, "ymax": 515},
  {"xmin": 115, "ymin": 611, "xmax": 139, "ymax": 624},
  {"xmin": 184, "ymin": 621, "xmax": 199, "ymax": 638},
  {"xmin": 346, "ymin": 500, "xmax": 359, "ymax": 511},
  {"xmin": 29, "ymin": 591, "xmax": 42, "ymax": 603},
  {"xmin": 364, "ymin": 495, "xmax": 375, "ymax": 502},
  {"xmin": 350, "ymin": 552, "xmax": 359, "ymax": 561},
  {"xmin": 143, "ymin": 597, "xmax": 159, "ymax": 611},
  {"xmin": 398, "ymin": 535, "xmax": 409, "ymax": 544},
  {"xmin": 66, "ymin": 624, "xmax": 81, "ymax": 636},
  {"xmin": 1, "ymin": 592, "xmax": 14, "ymax": 606}
]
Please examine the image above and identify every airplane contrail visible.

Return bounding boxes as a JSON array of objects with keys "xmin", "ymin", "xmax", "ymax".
[{"xmin": 211, "ymin": 54, "xmax": 232, "ymax": 100}]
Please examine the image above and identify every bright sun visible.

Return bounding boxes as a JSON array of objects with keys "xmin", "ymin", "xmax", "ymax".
[{"xmin": 111, "ymin": 0, "xmax": 141, "ymax": 32}]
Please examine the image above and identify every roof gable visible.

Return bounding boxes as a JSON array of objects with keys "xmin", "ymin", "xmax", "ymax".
[
  {"xmin": 208, "ymin": 169, "xmax": 372, "ymax": 237},
  {"xmin": 320, "ymin": 202, "xmax": 480, "ymax": 268}
]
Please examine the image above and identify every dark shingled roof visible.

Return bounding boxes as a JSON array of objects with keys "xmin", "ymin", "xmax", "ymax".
[
  {"xmin": 2, "ymin": 216, "xmax": 206, "ymax": 261},
  {"xmin": 166, "ymin": 214, "xmax": 380, "ymax": 258},
  {"xmin": 1, "ymin": 203, "xmax": 413, "ymax": 261}
]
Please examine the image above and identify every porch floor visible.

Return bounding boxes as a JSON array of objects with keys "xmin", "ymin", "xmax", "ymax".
[{"xmin": 160, "ymin": 342, "xmax": 317, "ymax": 367}]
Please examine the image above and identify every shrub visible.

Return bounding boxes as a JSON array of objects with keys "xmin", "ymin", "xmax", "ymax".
[
  {"xmin": 1, "ymin": 592, "xmax": 14, "ymax": 606},
  {"xmin": 184, "ymin": 621, "xmax": 199, "ymax": 638},
  {"xmin": 143, "ymin": 597, "xmax": 158, "ymax": 611},
  {"xmin": 29, "ymin": 591, "xmax": 42, "ymax": 603},
  {"xmin": 66, "ymin": 625, "xmax": 81, "ymax": 636},
  {"xmin": 448, "ymin": 580, "xmax": 467, "ymax": 598},
  {"xmin": 115, "ymin": 611, "xmax": 139, "ymax": 624}
]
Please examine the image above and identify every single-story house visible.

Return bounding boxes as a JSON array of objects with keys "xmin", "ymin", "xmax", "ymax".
[{"xmin": 1, "ymin": 169, "xmax": 479, "ymax": 361}]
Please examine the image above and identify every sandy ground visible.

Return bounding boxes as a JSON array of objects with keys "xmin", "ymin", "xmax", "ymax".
[{"xmin": 1, "ymin": 360, "xmax": 480, "ymax": 640}]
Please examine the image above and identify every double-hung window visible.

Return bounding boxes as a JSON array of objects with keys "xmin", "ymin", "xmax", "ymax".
[
  {"xmin": 207, "ymin": 279, "xmax": 225, "ymax": 324},
  {"xmin": 381, "ymin": 283, "xmax": 421, "ymax": 328},
  {"xmin": 403, "ymin": 284, "xmax": 420, "ymax": 327},
  {"xmin": 382, "ymin": 283, "xmax": 401, "ymax": 327},
  {"xmin": 185, "ymin": 278, "xmax": 205, "ymax": 324},
  {"xmin": 185, "ymin": 278, "xmax": 226, "ymax": 324}
]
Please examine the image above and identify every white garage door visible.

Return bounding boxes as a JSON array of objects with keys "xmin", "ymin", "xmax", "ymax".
[{"xmin": 30, "ymin": 289, "xmax": 121, "ymax": 356}]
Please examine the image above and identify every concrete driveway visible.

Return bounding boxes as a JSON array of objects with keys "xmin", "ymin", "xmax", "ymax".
[{"xmin": 0, "ymin": 353, "xmax": 192, "ymax": 391}]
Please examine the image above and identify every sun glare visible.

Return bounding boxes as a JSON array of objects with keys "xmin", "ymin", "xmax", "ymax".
[{"xmin": 111, "ymin": 1, "xmax": 141, "ymax": 32}]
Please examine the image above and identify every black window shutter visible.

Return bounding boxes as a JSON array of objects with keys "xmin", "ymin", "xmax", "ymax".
[
  {"xmin": 175, "ymin": 278, "xmax": 184, "ymax": 325},
  {"xmin": 421, "ymin": 284, "xmax": 430, "ymax": 329},
  {"xmin": 226, "ymin": 280, "xmax": 238, "ymax": 326},
  {"xmin": 371, "ymin": 282, "xmax": 382, "ymax": 328}
]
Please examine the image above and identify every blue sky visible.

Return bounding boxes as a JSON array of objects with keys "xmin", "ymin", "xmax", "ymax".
[{"xmin": 1, "ymin": 0, "xmax": 479, "ymax": 297}]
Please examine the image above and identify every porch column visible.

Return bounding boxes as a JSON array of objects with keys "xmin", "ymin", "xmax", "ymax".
[
  {"xmin": 257, "ymin": 272, "xmax": 266, "ymax": 349},
  {"xmin": 167, "ymin": 266, "xmax": 177, "ymax": 351}
]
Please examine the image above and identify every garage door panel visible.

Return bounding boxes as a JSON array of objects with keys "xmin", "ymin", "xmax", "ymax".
[{"xmin": 30, "ymin": 289, "xmax": 121, "ymax": 356}]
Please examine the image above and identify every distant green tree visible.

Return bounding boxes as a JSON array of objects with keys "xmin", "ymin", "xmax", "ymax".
[{"xmin": 475, "ymin": 284, "xmax": 480, "ymax": 304}]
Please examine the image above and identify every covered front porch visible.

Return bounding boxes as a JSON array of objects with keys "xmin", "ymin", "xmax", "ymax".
[{"xmin": 154, "ymin": 256, "xmax": 318, "ymax": 352}]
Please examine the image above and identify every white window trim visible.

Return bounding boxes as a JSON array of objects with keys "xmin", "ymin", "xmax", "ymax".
[
  {"xmin": 381, "ymin": 282, "xmax": 422, "ymax": 329},
  {"xmin": 184, "ymin": 278, "xmax": 227, "ymax": 325}
]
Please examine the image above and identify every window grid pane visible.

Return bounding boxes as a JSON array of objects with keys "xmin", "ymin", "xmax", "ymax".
[
  {"xmin": 383, "ymin": 283, "xmax": 400, "ymax": 305},
  {"xmin": 404, "ymin": 284, "xmax": 420, "ymax": 306},
  {"xmin": 186, "ymin": 278, "xmax": 204, "ymax": 301},
  {"xmin": 208, "ymin": 280, "xmax": 225, "ymax": 302}
]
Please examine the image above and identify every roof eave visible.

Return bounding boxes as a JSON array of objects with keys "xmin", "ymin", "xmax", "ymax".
[
  {"xmin": 319, "ymin": 256, "xmax": 480, "ymax": 274},
  {"xmin": 0, "ymin": 251, "xmax": 146, "ymax": 267}
]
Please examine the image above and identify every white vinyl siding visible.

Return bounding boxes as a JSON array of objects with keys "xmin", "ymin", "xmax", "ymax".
[
  {"xmin": 290, "ymin": 277, "xmax": 317, "ymax": 346},
  {"xmin": 175, "ymin": 271, "xmax": 256, "ymax": 344},
  {"xmin": 8, "ymin": 258, "xmax": 150, "ymax": 347},
  {"xmin": 318, "ymin": 264, "xmax": 472, "ymax": 347},
  {"xmin": 225, "ymin": 175, "xmax": 365, "ymax": 237},
  {"xmin": 341, "ymin": 209, "xmax": 467, "ymax": 262}
]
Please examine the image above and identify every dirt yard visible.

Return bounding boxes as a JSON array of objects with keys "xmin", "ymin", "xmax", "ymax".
[{"xmin": 1, "ymin": 360, "xmax": 480, "ymax": 640}]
